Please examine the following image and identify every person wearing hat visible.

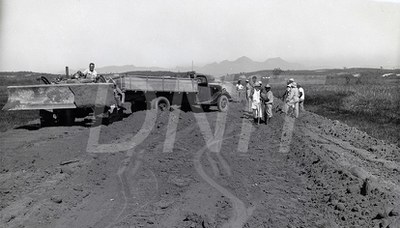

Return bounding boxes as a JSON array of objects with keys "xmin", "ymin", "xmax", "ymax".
[
  {"xmin": 261, "ymin": 84, "xmax": 274, "ymax": 124},
  {"xmin": 287, "ymin": 81, "xmax": 300, "ymax": 118},
  {"xmin": 245, "ymin": 79, "xmax": 252, "ymax": 112},
  {"xmin": 297, "ymin": 84, "xmax": 305, "ymax": 112},
  {"xmin": 251, "ymin": 82, "xmax": 263, "ymax": 124},
  {"xmin": 251, "ymin": 75, "xmax": 258, "ymax": 85},
  {"xmin": 281, "ymin": 83, "xmax": 292, "ymax": 114},
  {"xmin": 236, "ymin": 80, "xmax": 244, "ymax": 104}
]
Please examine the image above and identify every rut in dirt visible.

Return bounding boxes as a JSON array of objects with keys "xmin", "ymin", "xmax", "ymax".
[{"xmin": 193, "ymin": 113, "xmax": 256, "ymax": 228}]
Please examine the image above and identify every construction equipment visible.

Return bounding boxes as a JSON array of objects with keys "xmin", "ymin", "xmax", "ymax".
[
  {"xmin": 3, "ymin": 76, "xmax": 118, "ymax": 126},
  {"xmin": 4, "ymin": 83, "xmax": 115, "ymax": 111},
  {"xmin": 2, "ymin": 71, "xmax": 231, "ymax": 127}
]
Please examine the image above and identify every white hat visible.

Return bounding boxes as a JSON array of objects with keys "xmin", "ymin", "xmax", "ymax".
[
  {"xmin": 254, "ymin": 82, "xmax": 261, "ymax": 87},
  {"xmin": 289, "ymin": 78, "xmax": 294, "ymax": 82},
  {"xmin": 258, "ymin": 81, "xmax": 262, "ymax": 84}
]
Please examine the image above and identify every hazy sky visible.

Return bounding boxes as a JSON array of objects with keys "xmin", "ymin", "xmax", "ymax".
[{"xmin": 0, "ymin": 0, "xmax": 399, "ymax": 72}]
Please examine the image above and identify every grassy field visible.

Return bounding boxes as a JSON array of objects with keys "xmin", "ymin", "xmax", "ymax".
[{"xmin": 271, "ymin": 78, "xmax": 400, "ymax": 146}]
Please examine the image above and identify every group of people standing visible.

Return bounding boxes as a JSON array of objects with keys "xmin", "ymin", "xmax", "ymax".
[
  {"xmin": 236, "ymin": 76, "xmax": 274, "ymax": 125},
  {"xmin": 281, "ymin": 78, "xmax": 305, "ymax": 118},
  {"xmin": 236, "ymin": 76, "xmax": 306, "ymax": 124}
]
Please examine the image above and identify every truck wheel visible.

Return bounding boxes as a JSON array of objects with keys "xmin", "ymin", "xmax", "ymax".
[
  {"xmin": 151, "ymin": 97, "xmax": 170, "ymax": 111},
  {"xmin": 131, "ymin": 101, "xmax": 146, "ymax": 113},
  {"xmin": 201, "ymin": 105, "xmax": 211, "ymax": 112},
  {"xmin": 217, "ymin": 95, "xmax": 229, "ymax": 112},
  {"xmin": 40, "ymin": 110, "xmax": 54, "ymax": 127},
  {"xmin": 58, "ymin": 109, "xmax": 75, "ymax": 126},
  {"xmin": 107, "ymin": 106, "xmax": 120, "ymax": 124}
]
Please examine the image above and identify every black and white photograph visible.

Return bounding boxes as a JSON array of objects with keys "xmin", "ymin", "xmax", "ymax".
[{"xmin": 0, "ymin": 0, "xmax": 400, "ymax": 227}]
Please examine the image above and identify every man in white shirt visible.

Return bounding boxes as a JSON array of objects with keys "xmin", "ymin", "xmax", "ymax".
[
  {"xmin": 82, "ymin": 62, "xmax": 98, "ymax": 80},
  {"xmin": 298, "ymin": 84, "xmax": 305, "ymax": 112},
  {"xmin": 287, "ymin": 82, "xmax": 300, "ymax": 118},
  {"xmin": 236, "ymin": 80, "xmax": 244, "ymax": 101}
]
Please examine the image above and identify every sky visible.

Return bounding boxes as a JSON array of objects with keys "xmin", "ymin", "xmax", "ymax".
[{"xmin": 0, "ymin": 0, "xmax": 399, "ymax": 73}]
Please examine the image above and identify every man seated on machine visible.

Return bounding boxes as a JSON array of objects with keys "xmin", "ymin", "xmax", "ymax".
[{"xmin": 71, "ymin": 62, "xmax": 99, "ymax": 83}]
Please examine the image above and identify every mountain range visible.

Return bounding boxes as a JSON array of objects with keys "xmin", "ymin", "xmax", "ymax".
[{"xmin": 95, "ymin": 56, "xmax": 304, "ymax": 76}]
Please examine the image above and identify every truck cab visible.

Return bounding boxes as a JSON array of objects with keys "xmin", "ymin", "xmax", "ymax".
[{"xmin": 193, "ymin": 73, "xmax": 231, "ymax": 112}]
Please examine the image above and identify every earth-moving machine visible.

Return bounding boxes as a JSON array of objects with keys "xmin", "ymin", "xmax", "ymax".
[{"xmin": 2, "ymin": 71, "xmax": 231, "ymax": 126}]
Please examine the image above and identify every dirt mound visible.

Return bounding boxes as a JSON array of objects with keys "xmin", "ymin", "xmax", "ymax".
[{"xmin": 1, "ymin": 101, "xmax": 399, "ymax": 227}]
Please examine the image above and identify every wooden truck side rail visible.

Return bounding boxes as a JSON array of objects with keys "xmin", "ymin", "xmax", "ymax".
[{"xmin": 117, "ymin": 75, "xmax": 199, "ymax": 93}]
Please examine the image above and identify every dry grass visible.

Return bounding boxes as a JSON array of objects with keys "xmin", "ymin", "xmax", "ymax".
[{"xmin": 272, "ymin": 80, "xmax": 400, "ymax": 146}]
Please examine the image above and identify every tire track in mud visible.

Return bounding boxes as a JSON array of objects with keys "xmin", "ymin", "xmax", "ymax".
[
  {"xmin": 301, "ymin": 125, "xmax": 400, "ymax": 200},
  {"xmin": 100, "ymin": 148, "xmax": 161, "ymax": 228},
  {"xmin": 93, "ymin": 108, "xmax": 252, "ymax": 227},
  {"xmin": 100, "ymin": 111, "xmax": 211, "ymax": 227},
  {"xmin": 103, "ymin": 149, "xmax": 144, "ymax": 228},
  {"xmin": 193, "ymin": 111, "xmax": 237, "ymax": 178},
  {"xmin": 183, "ymin": 109, "xmax": 255, "ymax": 227},
  {"xmin": 193, "ymin": 133, "xmax": 255, "ymax": 228}
]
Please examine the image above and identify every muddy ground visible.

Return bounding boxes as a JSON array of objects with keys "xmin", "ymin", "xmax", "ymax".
[{"xmin": 1, "ymin": 97, "xmax": 400, "ymax": 228}]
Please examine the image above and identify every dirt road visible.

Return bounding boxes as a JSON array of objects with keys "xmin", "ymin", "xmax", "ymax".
[{"xmin": 1, "ymin": 100, "xmax": 400, "ymax": 228}]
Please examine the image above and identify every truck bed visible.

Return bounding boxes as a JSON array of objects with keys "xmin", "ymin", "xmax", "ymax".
[{"xmin": 117, "ymin": 75, "xmax": 198, "ymax": 93}]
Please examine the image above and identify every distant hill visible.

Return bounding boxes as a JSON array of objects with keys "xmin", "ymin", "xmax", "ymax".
[
  {"xmin": 94, "ymin": 56, "xmax": 304, "ymax": 76},
  {"xmin": 197, "ymin": 56, "xmax": 304, "ymax": 76}
]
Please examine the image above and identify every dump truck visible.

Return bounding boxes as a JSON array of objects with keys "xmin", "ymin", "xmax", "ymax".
[{"xmin": 2, "ymin": 71, "xmax": 231, "ymax": 126}]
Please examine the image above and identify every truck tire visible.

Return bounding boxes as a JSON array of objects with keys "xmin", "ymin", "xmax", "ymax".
[
  {"xmin": 151, "ymin": 97, "xmax": 170, "ymax": 111},
  {"xmin": 107, "ymin": 106, "xmax": 123, "ymax": 124},
  {"xmin": 217, "ymin": 95, "xmax": 229, "ymax": 112},
  {"xmin": 40, "ymin": 110, "xmax": 54, "ymax": 127},
  {"xmin": 201, "ymin": 104, "xmax": 211, "ymax": 112},
  {"xmin": 131, "ymin": 101, "xmax": 145, "ymax": 113},
  {"xmin": 58, "ymin": 109, "xmax": 75, "ymax": 126}
]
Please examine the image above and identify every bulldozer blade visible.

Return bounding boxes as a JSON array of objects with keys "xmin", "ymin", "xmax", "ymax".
[{"xmin": 2, "ymin": 83, "xmax": 115, "ymax": 111}]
